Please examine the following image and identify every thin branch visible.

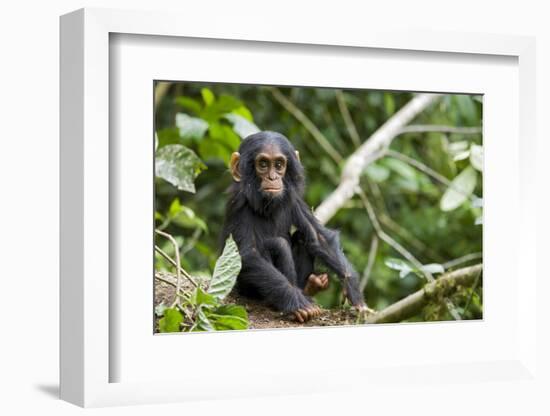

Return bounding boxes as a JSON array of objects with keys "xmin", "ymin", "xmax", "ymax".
[
  {"xmin": 336, "ymin": 90, "xmax": 362, "ymax": 148},
  {"xmin": 385, "ymin": 149, "xmax": 481, "ymax": 201},
  {"xmin": 360, "ymin": 235, "xmax": 378, "ymax": 292},
  {"xmin": 367, "ymin": 264, "xmax": 482, "ymax": 324},
  {"xmin": 357, "ymin": 188, "xmax": 461, "ymax": 320},
  {"xmin": 443, "ymin": 252, "xmax": 483, "ymax": 269},
  {"xmin": 155, "ymin": 229, "xmax": 183, "ymax": 307},
  {"xmin": 269, "ymin": 87, "xmax": 343, "ymax": 164},
  {"xmin": 181, "ymin": 228, "xmax": 203, "ymax": 257},
  {"xmin": 154, "ymin": 245, "xmax": 198, "ymax": 288},
  {"xmin": 315, "ymin": 93, "xmax": 442, "ymax": 224},
  {"xmin": 398, "ymin": 125, "xmax": 482, "ymax": 135}
]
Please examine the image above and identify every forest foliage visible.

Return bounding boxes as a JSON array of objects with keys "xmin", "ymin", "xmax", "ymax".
[{"xmin": 154, "ymin": 82, "xmax": 483, "ymax": 331}]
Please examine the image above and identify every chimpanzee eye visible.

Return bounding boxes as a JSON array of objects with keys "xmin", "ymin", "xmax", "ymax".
[
  {"xmin": 259, "ymin": 160, "xmax": 268, "ymax": 169},
  {"xmin": 275, "ymin": 160, "xmax": 284, "ymax": 170}
]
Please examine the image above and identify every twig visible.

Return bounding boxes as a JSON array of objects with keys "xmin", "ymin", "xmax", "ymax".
[
  {"xmin": 367, "ymin": 264, "xmax": 482, "ymax": 324},
  {"xmin": 443, "ymin": 252, "xmax": 483, "ymax": 269},
  {"xmin": 181, "ymin": 228, "xmax": 203, "ymax": 256},
  {"xmin": 155, "ymin": 229, "xmax": 183, "ymax": 307},
  {"xmin": 315, "ymin": 93, "xmax": 442, "ymax": 224},
  {"xmin": 154, "ymin": 245, "xmax": 198, "ymax": 288},
  {"xmin": 398, "ymin": 125, "xmax": 482, "ymax": 135},
  {"xmin": 385, "ymin": 149, "xmax": 480, "ymax": 201},
  {"xmin": 336, "ymin": 90, "xmax": 362, "ymax": 148},
  {"xmin": 269, "ymin": 87, "xmax": 343, "ymax": 164},
  {"xmin": 360, "ymin": 235, "xmax": 378, "ymax": 292},
  {"xmin": 357, "ymin": 188, "xmax": 461, "ymax": 320}
]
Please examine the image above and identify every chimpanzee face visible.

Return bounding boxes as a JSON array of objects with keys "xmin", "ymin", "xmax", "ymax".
[{"xmin": 254, "ymin": 145, "xmax": 287, "ymax": 196}]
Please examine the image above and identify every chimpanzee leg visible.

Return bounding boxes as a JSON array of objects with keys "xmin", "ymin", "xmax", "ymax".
[
  {"xmin": 291, "ymin": 231, "xmax": 315, "ymax": 290},
  {"xmin": 264, "ymin": 237, "xmax": 298, "ymax": 285}
]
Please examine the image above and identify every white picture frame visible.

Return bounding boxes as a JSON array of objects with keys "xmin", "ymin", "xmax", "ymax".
[{"xmin": 60, "ymin": 7, "xmax": 539, "ymax": 408}]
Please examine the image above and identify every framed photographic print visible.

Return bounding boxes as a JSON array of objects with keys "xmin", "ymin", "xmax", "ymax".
[{"xmin": 60, "ymin": 7, "xmax": 539, "ymax": 408}]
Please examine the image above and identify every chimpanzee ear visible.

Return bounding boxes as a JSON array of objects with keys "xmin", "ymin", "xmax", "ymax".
[
  {"xmin": 295, "ymin": 150, "xmax": 300, "ymax": 162},
  {"xmin": 230, "ymin": 152, "xmax": 241, "ymax": 182}
]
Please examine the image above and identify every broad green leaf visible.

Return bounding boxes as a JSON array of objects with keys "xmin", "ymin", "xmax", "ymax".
[
  {"xmin": 176, "ymin": 97, "xmax": 202, "ymax": 115},
  {"xmin": 453, "ymin": 150, "xmax": 470, "ymax": 161},
  {"xmin": 365, "ymin": 163, "xmax": 390, "ymax": 183},
  {"xmin": 470, "ymin": 144, "xmax": 483, "ymax": 171},
  {"xmin": 155, "ymin": 144, "xmax": 207, "ymax": 193},
  {"xmin": 175, "ymin": 113, "xmax": 209, "ymax": 141},
  {"xmin": 208, "ymin": 235, "xmax": 241, "ymax": 300},
  {"xmin": 193, "ymin": 307, "xmax": 215, "ymax": 331},
  {"xmin": 168, "ymin": 198, "xmax": 208, "ymax": 231},
  {"xmin": 224, "ymin": 113, "xmax": 260, "ymax": 139},
  {"xmin": 158, "ymin": 308, "xmax": 183, "ymax": 333},
  {"xmin": 384, "ymin": 158, "xmax": 417, "ymax": 180},
  {"xmin": 209, "ymin": 122, "xmax": 241, "ymax": 150},
  {"xmin": 214, "ymin": 304, "xmax": 248, "ymax": 320},
  {"xmin": 156, "ymin": 127, "xmax": 182, "ymax": 148},
  {"xmin": 190, "ymin": 287, "xmax": 217, "ymax": 307},
  {"xmin": 201, "ymin": 88, "xmax": 215, "ymax": 106},
  {"xmin": 232, "ymin": 106, "xmax": 254, "ymax": 121},
  {"xmin": 208, "ymin": 312, "xmax": 248, "ymax": 330},
  {"xmin": 198, "ymin": 140, "xmax": 232, "ymax": 164},
  {"xmin": 440, "ymin": 166, "xmax": 477, "ymax": 211},
  {"xmin": 448, "ymin": 140, "xmax": 469, "ymax": 155}
]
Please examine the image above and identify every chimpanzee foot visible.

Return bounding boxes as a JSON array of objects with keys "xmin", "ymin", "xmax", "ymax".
[
  {"xmin": 303, "ymin": 273, "xmax": 330, "ymax": 296},
  {"xmin": 293, "ymin": 304, "xmax": 322, "ymax": 323}
]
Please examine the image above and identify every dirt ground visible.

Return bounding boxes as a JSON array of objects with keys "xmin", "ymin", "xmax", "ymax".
[{"xmin": 154, "ymin": 271, "xmax": 362, "ymax": 330}]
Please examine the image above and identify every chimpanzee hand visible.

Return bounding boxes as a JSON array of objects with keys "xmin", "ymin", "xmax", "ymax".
[
  {"xmin": 293, "ymin": 303, "xmax": 322, "ymax": 323},
  {"xmin": 303, "ymin": 273, "xmax": 330, "ymax": 296}
]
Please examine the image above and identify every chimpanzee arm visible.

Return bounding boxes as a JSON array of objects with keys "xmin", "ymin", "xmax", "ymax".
[
  {"xmin": 292, "ymin": 199, "xmax": 366, "ymax": 307},
  {"xmin": 238, "ymin": 247, "xmax": 313, "ymax": 313}
]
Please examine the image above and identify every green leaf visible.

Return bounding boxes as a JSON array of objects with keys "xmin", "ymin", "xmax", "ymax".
[
  {"xmin": 224, "ymin": 113, "xmax": 260, "ymax": 139},
  {"xmin": 156, "ymin": 128, "xmax": 183, "ymax": 148},
  {"xmin": 190, "ymin": 287, "xmax": 217, "ymax": 307},
  {"xmin": 201, "ymin": 88, "xmax": 215, "ymax": 106},
  {"xmin": 364, "ymin": 163, "xmax": 390, "ymax": 183},
  {"xmin": 208, "ymin": 235, "xmax": 242, "ymax": 300},
  {"xmin": 175, "ymin": 113, "xmax": 209, "ymax": 141},
  {"xmin": 208, "ymin": 312, "xmax": 248, "ymax": 330},
  {"xmin": 384, "ymin": 158, "xmax": 417, "ymax": 180},
  {"xmin": 214, "ymin": 304, "xmax": 248, "ymax": 320},
  {"xmin": 384, "ymin": 258, "xmax": 413, "ymax": 279},
  {"xmin": 198, "ymin": 140, "xmax": 232, "ymax": 164},
  {"xmin": 176, "ymin": 97, "xmax": 203, "ymax": 115},
  {"xmin": 470, "ymin": 144, "xmax": 483, "ymax": 171},
  {"xmin": 158, "ymin": 308, "xmax": 183, "ymax": 333},
  {"xmin": 454, "ymin": 95, "xmax": 477, "ymax": 124},
  {"xmin": 440, "ymin": 166, "xmax": 477, "ymax": 211},
  {"xmin": 232, "ymin": 106, "xmax": 254, "ymax": 121},
  {"xmin": 209, "ymin": 122, "xmax": 241, "ymax": 151},
  {"xmin": 168, "ymin": 198, "xmax": 208, "ymax": 231},
  {"xmin": 155, "ymin": 144, "xmax": 207, "ymax": 193},
  {"xmin": 193, "ymin": 307, "xmax": 215, "ymax": 331}
]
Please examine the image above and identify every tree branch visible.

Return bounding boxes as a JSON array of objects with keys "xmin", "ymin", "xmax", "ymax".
[
  {"xmin": 367, "ymin": 264, "xmax": 482, "ymax": 324},
  {"xmin": 398, "ymin": 125, "xmax": 482, "ymax": 135},
  {"xmin": 269, "ymin": 87, "xmax": 344, "ymax": 164},
  {"xmin": 315, "ymin": 93, "xmax": 442, "ymax": 224}
]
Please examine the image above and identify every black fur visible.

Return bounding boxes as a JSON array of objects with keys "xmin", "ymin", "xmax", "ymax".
[{"xmin": 221, "ymin": 131, "xmax": 364, "ymax": 313}]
